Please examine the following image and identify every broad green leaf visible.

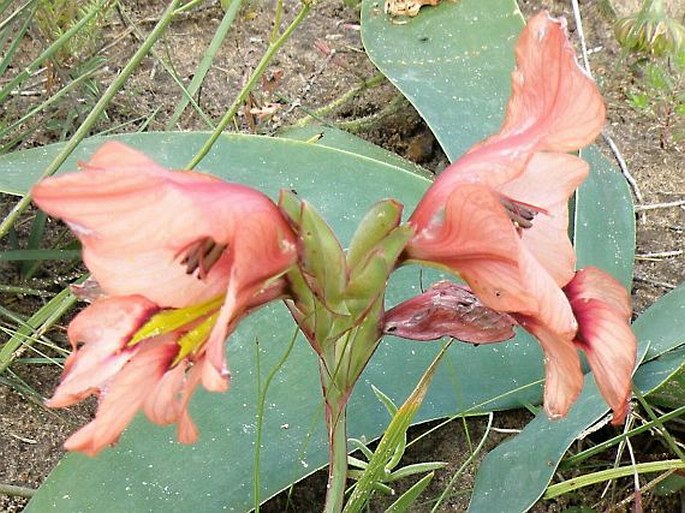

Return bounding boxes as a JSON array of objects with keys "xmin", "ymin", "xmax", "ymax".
[
  {"xmin": 574, "ymin": 146, "xmax": 635, "ymax": 288},
  {"xmin": 631, "ymin": 282, "xmax": 685, "ymax": 361},
  {"xmin": 647, "ymin": 363, "xmax": 685, "ymax": 409},
  {"xmin": 633, "ymin": 284, "xmax": 685, "ymax": 408},
  {"xmin": 361, "ymin": 0, "xmax": 635, "ymax": 285},
  {"xmin": 280, "ymin": 123, "xmax": 432, "ymax": 180},
  {"xmin": 468, "ymin": 283, "xmax": 685, "ymax": 513},
  {"xmin": 3, "ymin": 132, "xmax": 547, "ymax": 513},
  {"xmin": 361, "ymin": 0, "xmax": 521, "ymax": 160}
]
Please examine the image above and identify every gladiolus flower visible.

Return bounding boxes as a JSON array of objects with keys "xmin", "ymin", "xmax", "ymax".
[
  {"xmin": 32, "ymin": 141, "xmax": 297, "ymax": 455},
  {"xmin": 407, "ymin": 12, "xmax": 605, "ymax": 310},
  {"xmin": 404, "ymin": 13, "xmax": 636, "ymax": 420}
]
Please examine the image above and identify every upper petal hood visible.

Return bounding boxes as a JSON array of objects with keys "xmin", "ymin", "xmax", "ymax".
[
  {"xmin": 32, "ymin": 142, "xmax": 297, "ymax": 309},
  {"xmin": 494, "ymin": 12, "xmax": 605, "ymax": 152},
  {"xmin": 410, "ymin": 11, "xmax": 605, "ymax": 245}
]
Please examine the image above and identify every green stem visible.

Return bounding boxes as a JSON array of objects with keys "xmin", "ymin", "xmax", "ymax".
[
  {"xmin": 291, "ymin": 72, "xmax": 386, "ymax": 128},
  {"xmin": 0, "ymin": 482, "xmax": 36, "ymax": 498},
  {"xmin": 0, "ymin": 0, "xmax": 182, "ymax": 240},
  {"xmin": 324, "ymin": 400, "xmax": 349, "ymax": 513},
  {"xmin": 186, "ymin": 1, "xmax": 311, "ymax": 169},
  {"xmin": 0, "ymin": 0, "xmax": 104, "ymax": 104},
  {"xmin": 165, "ymin": 0, "xmax": 243, "ymax": 129},
  {"xmin": 544, "ymin": 459, "xmax": 685, "ymax": 499}
]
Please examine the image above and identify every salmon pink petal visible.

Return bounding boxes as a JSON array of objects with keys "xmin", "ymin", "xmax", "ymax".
[
  {"xmin": 514, "ymin": 245, "xmax": 578, "ymax": 340},
  {"xmin": 496, "ymin": 13, "xmax": 605, "ymax": 152},
  {"xmin": 407, "ymin": 184, "xmax": 534, "ymax": 313},
  {"xmin": 411, "ymin": 143, "xmax": 535, "ymax": 227},
  {"xmin": 66, "ymin": 295, "xmax": 159, "ymax": 353},
  {"xmin": 499, "ymin": 153, "xmax": 589, "ymax": 286},
  {"xmin": 565, "ymin": 268, "xmax": 636, "ymax": 423},
  {"xmin": 83, "ymin": 140, "xmax": 167, "ymax": 174},
  {"xmin": 571, "ymin": 299, "xmax": 636, "ymax": 423},
  {"xmin": 565, "ymin": 267, "xmax": 632, "ymax": 319},
  {"xmin": 143, "ymin": 361, "xmax": 187, "ymax": 426},
  {"xmin": 177, "ymin": 362, "xmax": 204, "ymax": 444},
  {"xmin": 47, "ymin": 295, "xmax": 158, "ymax": 407},
  {"xmin": 32, "ymin": 142, "xmax": 296, "ymax": 309},
  {"xmin": 228, "ymin": 214, "xmax": 298, "ymax": 313},
  {"xmin": 64, "ymin": 340, "xmax": 178, "ymax": 456},
  {"xmin": 408, "ymin": 184, "xmax": 519, "ymax": 268},
  {"xmin": 500, "ymin": 153, "xmax": 589, "ymax": 209},
  {"xmin": 517, "ymin": 317, "xmax": 584, "ymax": 418}
]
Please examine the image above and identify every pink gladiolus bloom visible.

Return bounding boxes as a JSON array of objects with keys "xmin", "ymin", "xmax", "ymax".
[
  {"xmin": 405, "ymin": 13, "xmax": 636, "ymax": 420},
  {"xmin": 407, "ymin": 12, "xmax": 604, "ymax": 310},
  {"xmin": 32, "ymin": 141, "xmax": 297, "ymax": 455}
]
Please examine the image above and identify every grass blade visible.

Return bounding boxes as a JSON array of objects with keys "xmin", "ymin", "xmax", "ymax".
[
  {"xmin": 165, "ymin": 0, "xmax": 243, "ymax": 129},
  {"xmin": 0, "ymin": 277, "xmax": 83, "ymax": 374}
]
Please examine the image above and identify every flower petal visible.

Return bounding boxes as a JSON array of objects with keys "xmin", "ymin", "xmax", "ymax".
[
  {"xmin": 572, "ymin": 299, "xmax": 636, "ymax": 424},
  {"xmin": 407, "ymin": 184, "xmax": 534, "ymax": 313},
  {"xmin": 496, "ymin": 12, "xmax": 605, "ymax": 151},
  {"xmin": 566, "ymin": 268, "xmax": 636, "ymax": 423},
  {"xmin": 142, "ymin": 361, "xmax": 187, "ymax": 426},
  {"xmin": 499, "ymin": 152, "xmax": 589, "ymax": 286},
  {"xmin": 47, "ymin": 295, "xmax": 158, "ymax": 408},
  {"xmin": 84, "ymin": 140, "xmax": 167, "ymax": 173},
  {"xmin": 32, "ymin": 142, "xmax": 296, "ymax": 309},
  {"xmin": 176, "ymin": 361, "xmax": 204, "ymax": 444},
  {"xmin": 517, "ymin": 316, "xmax": 584, "ymax": 418},
  {"xmin": 64, "ymin": 339, "xmax": 177, "ymax": 456},
  {"xmin": 565, "ymin": 267, "xmax": 632, "ymax": 320},
  {"xmin": 411, "ymin": 142, "xmax": 536, "ymax": 228}
]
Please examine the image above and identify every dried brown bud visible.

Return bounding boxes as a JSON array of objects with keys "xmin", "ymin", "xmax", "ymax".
[{"xmin": 383, "ymin": 281, "xmax": 517, "ymax": 343}]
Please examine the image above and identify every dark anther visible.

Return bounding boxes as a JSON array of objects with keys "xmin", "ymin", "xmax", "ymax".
[
  {"xmin": 500, "ymin": 196, "xmax": 545, "ymax": 232},
  {"xmin": 180, "ymin": 237, "xmax": 228, "ymax": 280}
]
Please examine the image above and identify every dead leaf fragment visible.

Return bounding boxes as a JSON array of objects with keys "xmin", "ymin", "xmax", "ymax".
[{"xmin": 385, "ymin": 0, "xmax": 440, "ymax": 17}]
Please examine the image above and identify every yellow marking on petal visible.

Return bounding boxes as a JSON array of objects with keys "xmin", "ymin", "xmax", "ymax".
[
  {"xmin": 173, "ymin": 312, "xmax": 220, "ymax": 366},
  {"xmin": 128, "ymin": 295, "xmax": 224, "ymax": 347}
]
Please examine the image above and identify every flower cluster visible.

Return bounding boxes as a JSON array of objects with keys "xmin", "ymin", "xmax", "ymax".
[{"xmin": 32, "ymin": 11, "xmax": 637, "ymax": 457}]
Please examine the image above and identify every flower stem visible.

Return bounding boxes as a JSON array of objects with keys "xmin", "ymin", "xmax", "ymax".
[
  {"xmin": 186, "ymin": 2, "xmax": 312, "ymax": 170},
  {"xmin": 324, "ymin": 399, "xmax": 349, "ymax": 513}
]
